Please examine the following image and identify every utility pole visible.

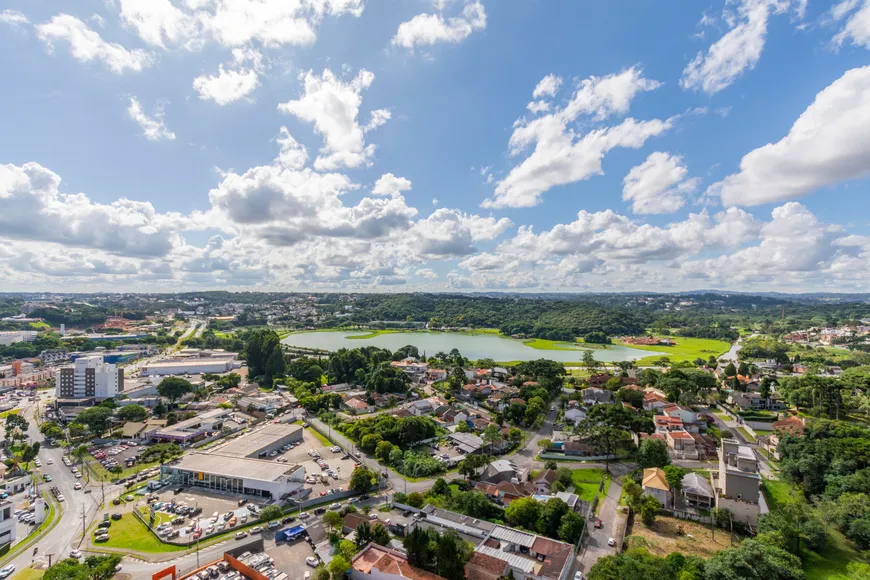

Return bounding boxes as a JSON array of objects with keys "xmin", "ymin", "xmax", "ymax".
[
  {"xmin": 81, "ymin": 505, "xmax": 86, "ymax": 538},
  {"xmin": 47, "ymin": 554, "xmax": 53, "ymax": 567}
]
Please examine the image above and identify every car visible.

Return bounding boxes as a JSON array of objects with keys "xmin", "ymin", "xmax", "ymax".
[
  {"xmin": 229, "ymin": 517, "xmax": 237, "ymax": 526},
  {"xmin": 305, "ymin": 557, "xmax": 319, "ymax": 567},
  {"xmin": 360, "ymin": 494, "xmax": 370, "ymax": 500},
  {"xmin": 329, "ymin": 503, "xmax": 342, "ymax": 511},
  {"xmin": 94, "ymin": 534, "xmax": 109, "ymax": 543},
  {"xmin": 234, "ymin": 531, "xmax": 248, "ymax": 540},
  {"xmin": 74, "ymin": 482, "xmax": 82, "ymax": 490},
  {"xmin": 268, "ymin": 521, "xmax": 280, "ymax": 529},
  {"xmin": 250, "ymin": 526, "xmax": 263, "ymax": 534},
  {"xmin": 47, "ymin": 458, "xmax": 53, "ymax": 464},
  {"xmin": 331, "ymin": 446, "xmax": 340, "ymax": 452},
  {"xmin": 125, "ymin": 495, "xmax": 134, "ymax": 501},
  {"xmin": 70, "ymin": 549, "xmax": 82, "ymax": 559},
  {"xmin": 269, "ymin": 451, "xmax": 278, "ymax": 457},
  {"xmin": 369, "ymin": 513, "xmax": 378, "ymax": 520},
  {"xmin": 607, "ymin": 537, "xmax": 616, "ymax": 547},
  {"xmin": 299, "ymin": 512, "xmax": 311, "ymax": 520},
  {"xmin": 313, "ymin": 508, "xmax": 326, "ymax": 516},
  {"xmin": 281, "ymin": 516, "xmax": 296, "ymax": 524},
  {"xmin": 175, "ymin": 487, "xmax": 185, "ymax": 494},
  {"xmin": 111, "ymin": 513, "xmax": 122, "ymax": 521},
  {"xmin": 240, "ymin": 515, "xmax": 248, "ymax": 523},
  {"xmin": 574, "ymin": 573, "xmax": 583, "ymax": 580},
  {"xmin": 594, "ymin": 518, "xmax": 602, "ymax": 529},
  {"xmin": 348, "ymin": 498, "xmax": 359, "ymax": 504},
  {"xmin": 224, "ymin": 512, "xmax": 234, "ymax": 521},
  {"xmin": 0, "ymin": 564, "xmax": 15, "ymax": 578}
]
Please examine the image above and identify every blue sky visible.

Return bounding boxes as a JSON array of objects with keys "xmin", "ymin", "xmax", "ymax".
[{"xmin": 1, "ymin": 0, "xmax": 870, "ymax": 293}]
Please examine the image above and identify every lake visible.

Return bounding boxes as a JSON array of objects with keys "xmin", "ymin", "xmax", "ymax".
[{"xmin": 281, "ymin": 331, "xmax": 662, "ymax": 363}]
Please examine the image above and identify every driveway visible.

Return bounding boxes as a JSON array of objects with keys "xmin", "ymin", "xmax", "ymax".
[{"xmin": 577, "ymin": 463, "xmax": 632, "ymax": 575}]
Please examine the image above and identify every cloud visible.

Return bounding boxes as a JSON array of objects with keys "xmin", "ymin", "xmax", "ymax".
[
  {"xmin": 278, "ymin": 68, "xmax": 384, "ymax": 171},
  {"xmin": 392, "ymin": 1, "xmax": 486, "ymax": 50},
  {"xmin": 410, "ymin": 209, "xmax": 513, "ymax": 257},
  {"xmin": 0, "ymin": 162, "xmax": 184, "ymax": 258},
  {"xmin": 193, "ymin": 66, "xmax": 260, "ymax": 105},
  {"xmin": 127, "ymin": 97, "xmax": 176, "ymax": 141},
  {"xmin": 622, "ymin": 152, "xmax": 699, "ymax": 214},
  {"xmin": 117, "ymin": 0, "xmax": 363, "ymax": 49},
  {"xmin": 37, "ymin": 14, "xmax": 154, "ymax": 73},
  {"xmin": 364, "ymin": 109, "xmax": 392, "ymax": 132},
  {"xmin": 708, "ymin": 65, "xmax": 870, "ymax": 206},
  {"xmin": 416, "ymin": 268, "xmax": 439, "ymax": 279},
  {"xmin": 0, "ymin": 9, "xmax": 29, "ymax": 26},
  {"xmin": 532, "ymin": 74, "xmax": 563, "ymax": 99},
  {"xmin": 832, "ymin": 0, "xmax": 870, "ymax": 49},
  {"xmin": 681, "ymin": 0, "xmax": 791, "ymax": 94},
  {"xmin": 372, "ymin": 173, "xmax": 412, "ymax": 196}
]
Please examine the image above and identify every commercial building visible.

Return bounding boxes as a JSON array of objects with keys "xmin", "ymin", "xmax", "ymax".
[
  {"xmin": 61, "ymin": 333, "xmax": 147, "ymax": 342},
  {"xmin": 140, "ymin": 358, "xmax": 237, "ymax": 376},
  {"xmin": 0, "ymin": 499, "xmax": 16, "ymax": 546},
  {"xmin": 0, "ymin": 331, "xmax": 38, "ymax": 346},
  {"xmin": 161, "ymin": 424, "xmax": 305, "ymax": 499},
  {"xmin": 55, "ymin": 355, "xmax": 123, "ymax": 401},
  {"xmin": 146, "ymin": 409, "xmax": 233, "ymax": 444}
]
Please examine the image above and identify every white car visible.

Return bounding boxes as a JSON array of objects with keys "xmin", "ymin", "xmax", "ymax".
[
  {"xmin": 574, "ymin": 573, "xmax": 583, "ymax": 580},
  {"xmin": 305, "ymin": 557, "xmax": 319, "ymax": 567},
  {"xmin": 331, "ymin": 446, "xmax": 341, "ymax": 453},
  {"xmin": 0, "ymin": 565, "xmax": 15, "ymax": 579},
  {"xmin": 70, "ymin": 549, "xmax": 82, "ymax": 559},
  {"xmin": 47, "ymin": 458, "xmax": 53, "ymax": 464},
  {"xmin": 607, "ymin": 537, "xmax": 616, "ymax": 547},
  {"xmin": 74, "ymin": 483, "xmax": 82, "ymax": 490}
]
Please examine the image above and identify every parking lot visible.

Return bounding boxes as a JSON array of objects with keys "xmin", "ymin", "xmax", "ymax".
[
  {"xmin": 146, "ymin": 487, "xmax": 272, "ymax": 542},
  {"xmin": 268, "ymin": 535, "xmax": 317, "ymax": 573},
  {"xmin": 275, "ymin": 426, "xmax": 352, "ymax": 501}
]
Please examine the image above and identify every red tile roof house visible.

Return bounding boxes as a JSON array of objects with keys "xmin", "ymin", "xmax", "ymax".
[
  {"xmin": 588, "ymin": 373, "xmax": 615, "ymax": 388},
  {"xmin": 654, "ymin": 415, "xmax": 684, "ymax": 433},
  {"xmin": 666, "ymin": 429, "xmax": 699, "ymax": 460},
  {"xmin": 344, "ymin": 397, "xmax": 374, "ymax": 415},
  {"xmin": 351, "ymin": 543, "xmax": 446, "ymax": 580}
]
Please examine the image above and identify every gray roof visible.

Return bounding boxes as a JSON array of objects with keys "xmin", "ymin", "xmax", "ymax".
[
  {"xmin": 173, "ymin": 452, "xmax": 299, "ymax": 482},
  {"xmin": 476, "ymin": 545, "xmax": 536, "ymax": 573},
  {"xmin": 215, "ymin": 423, "xmax": 302, "ymax": 458},
  {"xmin": 681, "ymin": 473, "xmax": 714, "ymax": 498},
  {"xmin": 449, "ymin": 432, "xmax": 484, "ymax": 452},
  {"xmin": 490, "ymin": 525, "xmax": 536, "ymax": 548},
  {"xmin": 554, "ymin": 491, "xmax": 578, "ymax": 508},
  {"xmin": 487, "ymin": 459, "xmax": 518, "ymax": 474}
]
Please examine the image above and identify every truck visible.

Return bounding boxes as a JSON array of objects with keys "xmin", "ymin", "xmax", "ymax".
[{"xmin": 275, "ymin": 525, "xmax": 307, "ymax": 542}]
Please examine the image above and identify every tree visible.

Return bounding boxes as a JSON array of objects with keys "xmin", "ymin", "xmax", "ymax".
[
  {"xmin": 705, "ymin": 539, "xmax": 804, "ymax": 580},
  {"xmin": 355, "ymin": 521, "xmax": 374, "ymax": 548},
  {"xmin": 406, "ymin": 492, "xmax": 425, "ymax": 508},
  {"xmin": 328, "ymin": 555, "xmax": 350, "ymax": 580},
  {"xmin": 555, "ymin": 468, "xmax": 573, "ymax": 488},
  {"xmin": 723, "ymin": 362, "xmax": 737, "ymax": 378},
  {"xmin": 323, "ymin": 510, "xmax": 344, "ymax": 533},
  {"xmin": 313, "ymin": 567, "xmax": 330, "ymax": 580},
  {"xmin": 5, "ymin": 413, "xmax": 28, "ymax": 439},
  {"xmin": 43, "ymin": 559, "xmax": 91, "ymax": 580},
  {"xmin": 637, "ymin": 438, "xmax": 671, "ymax": 468},
  {"xmin": 638, "ymin": 495, "xmax": 661, "ymax": 526},
  {"xmin": 436, "ymin": 529, "xmax": 471, "ymax": 580},
  {"xmin": 156, "ymin": 377, "xmax": 194, "ymax": 404},
  {"xmin": 371, "ymin": 522, "xmax": 391, "ymax": 546},
  {"xmin": 264, "ymin": 346, "xmax": 287, "ymax": 386},
  {"xmin": 538, "ymin": 438, "xmax": 552, "ymax": 451},
  {"xmin": 375, "ymin": 440, "xmax": 394, "ymax": 463},
  {"xmin": 622, "ymin": 479, "xmax": 643, "ymax": 510},
  {"xmin": 455, "ymin": 421, "xmax": 470, "ymax": 433},
  {"xmin": 349, "ymin": 466, "xmax": 376, "ymax": 492},
  {"xmin": 582, "ymin": 351, "xmax": 599, "ymax": 373},
  {"xmin": 760, "ymin": 376, "xmax": 773, "ymax": 400},
  {"xmin": 76, "ymin": 406, "xmax": 113, "ymax": 436},
  {"xmin": 85, "ymin": 555, "xmax": 124, "ymax": 580},
  {"xmin": 152, "ymin": 401, "xmax": 167, "ymax": 417},
  {"xmin": 404, "ymin": 527, "xmax": 435, "ymax": 569},
  {"xmin": 663, "ymin": 466, "xmax": 686, "ymax": 500},
  {"xmin": 505, "ymin": 497, "xmax": 543, "ymax": 530},
  {"xmin": 338, "ymin": 539, "xmax": 357, "ymax": 561},
  {"xmin": 117, "ymin": 404, "xmax": 148, "ymax": 422},
  {"xmin": 482, "ymin": 423, "xmax": 503, "ymax": 448},
  {"xmin": 431, "ymin": 478, "xmax": 450, "ymax": 496},
  {"xmin": 458, "ymin": 454, "xmax": 491, "ymax": 479},
  {"xmin": 259, "ymin": 505, "xmax": 282, "ymax": 522},
  {"xmin": 39, "ymin": 421, "xmax": 65, "ymax": 441},
  {"xmin": 559, "ymin": 510, "xmax": 585, "ymax": 543},
  {"xmin": 538, "ymin": 498, "xmax": 569, "ymax": 539}
]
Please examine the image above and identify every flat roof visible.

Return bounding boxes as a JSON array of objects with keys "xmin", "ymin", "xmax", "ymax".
[
  {"xmin": 173, "ymin": 453, "xmax": 299, "ymax": 482},
  {"xmin": 144, "ymin": 359, "xmax": 233, "ymax": 368},
  {"xmin": 215, "ymin": 423, "xmax": 302, "ymax": 458}
]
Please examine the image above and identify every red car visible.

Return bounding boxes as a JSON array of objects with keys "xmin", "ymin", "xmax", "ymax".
[{"xmin": 594, "ymin": 518, "xmax": 602, "ymax": 529}]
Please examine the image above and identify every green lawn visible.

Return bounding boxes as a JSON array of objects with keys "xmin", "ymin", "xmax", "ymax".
[
  {"xmin": 736, "ymin": 427, "xmax": 756, "ymax": 442},
  {"xmin": 10, "ymin": 566, "xmax": 44, "ymax": 580},
  {"xmin": 28, "ymin": 322, "xmax": 50, "ymax": 330},
  {"xmin": 91, "ymin": 512, "xmax": 186, "ymax": 553},
  {"xmin": 761, "ymin": 480, "xmax": 797, "ymax": 511},
  {"xmin": 713, "ymin": 412, "xmax": 732, "ymax": 422},
  {"xmin": 804, "ymin": 528, "xmax": 861, "ymax": 580},
  {"xmin": 571, "ymin": 468, "xmax": 610, "ymax": 503},
  {"xmin": 523, "ymin": 338, "xmax": 587, "ymax": 351},
  {"xmin": 0, "ymin": 409, "xmax": 19, "ymax": 419},
  {"xmin": 612, "ymin": 336, "xmax": 731, "ymax": 365}
]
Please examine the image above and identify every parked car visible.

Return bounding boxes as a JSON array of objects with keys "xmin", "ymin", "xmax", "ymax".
[
  {"xmin": 235, "ymin": 531, "xmax": 248, "ymax": 540},
  {"xmin": 594, "ymin": 518, "xmax": 602, "ymax": 529},
  {"xmin": 305, "ymin": 557, "xmax": 319, "ymax": 567},
  {"xmin": 607, "ymin": 537, "xmax": 616, "ymax": 547},
  {"xmin": 0, "ymin": 565, "xmax": 15, "ymax": 578},
  {"xmin": 250, "ymin": 526, "xmax": 263, "ymax": 534}
]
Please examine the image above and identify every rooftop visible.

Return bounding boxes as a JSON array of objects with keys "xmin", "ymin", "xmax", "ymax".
[
  {"xmin": 215, "ymin": 423, "xmax": 302, "ymax": 458},
  {"xmin": 352, "ymin": 543, "xmax": 445, "ymax": 580},
  {"xmin": 642, "ymin": 467, "xmax": 669, "ymax": 492},
  {"xmin": 173, "ymin": 452, "xmax": 299, "ymax": 482}
]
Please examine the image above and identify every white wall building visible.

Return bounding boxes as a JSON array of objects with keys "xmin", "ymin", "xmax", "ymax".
[
  {"xmin": 0, "ymin": 331, "xmax": 38, "ymax": 346},
  {"xmin": 55, "ymin": 356, "xmax": 123, "ymax": 400},
  {"xmin": 0, "ymin": 499, "xmax": 16, "ymax": 546},
  {"xmin": 140, "ymin": 358, "xmax": 236, "ymax": 376}
]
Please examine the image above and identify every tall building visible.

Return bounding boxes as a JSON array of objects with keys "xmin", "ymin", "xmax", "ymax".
[{"xmin": 55, "ymin": 356, "xmax": 124, "ymax": 401}]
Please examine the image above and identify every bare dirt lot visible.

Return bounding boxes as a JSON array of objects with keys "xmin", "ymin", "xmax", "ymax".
[{"xmin": 624, "ymin": 515, "xmax": 737, "ymax": 559}]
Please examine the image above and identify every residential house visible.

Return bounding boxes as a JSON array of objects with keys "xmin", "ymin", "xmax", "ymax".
[
  {"xmin": 474, "ymin": 480, "xmax": 535, "ymax": 505},
  {"xmin": 350, "ymin": 543, "xmax": 446, "ymax": 580},
  {"xmin": 728, "ymin": 392, "xmax": 787, "ymax": 412},
  {"xmin": 581, "ymin": 387, "xmax": 614, "ymax": 405},
  {"xmin": 654, "ymin": 415, "xmax": 684, "ymax": 433},
  {"xmin": 564, "ymin": 407, "xmax": 587, "ymax": 424},
  {"xmin": 562, "ymin": 440, "xmax": 597, "ymax": 458},
  {"xmin": 409, "ymin": 399, "xmax": 434, "ymax": 416},
  {"xmin": 464, "ymin": 551, "xmax": 508, "ymax": 580},
  {"xmin": 689, "ymin": 432, "xmax": 718, "ymax": 459},
  {"xmin": 426, "ymin": 369, "xmax": 447, "ymax": 382},
  {"xmin": 344, "ymin": 397, "xmax": 374, "ymax": 415},
  {"xmin": 533, "ymin": 469, "xmax": 558, "ymax": 494},
  {"xmin": 662, "ymin": 405, "xmax": 703, "ymax": 432},
  {"xmin": 554, "ymin": 491, "xmax": 580, "ymax": 511},
  {"xmin": 758, "ymin": 416, "xmax": 804, "ymax": 460},
  {"xmin": 666, "ymin": 430, "xmax": 699, "ymax": 460},
  {"xmin": 713, "ymin": 439, "xmax": 763, "ymax": 525},
  {"xmin": 480, "ymin": 459, "xmax": 526, "ymax": 484},
  {"xmin": 642, "ymin": 467, "xmax": 671, "ymax": 507},
  {"xmin": 682, "ymin": 472, "xmax": 715, "ymax": 509},
  {"xmin": 486, "ymin": 393, "xmax": 505, "ymax": 409},
  {"xmin": 508, "ymin": 398, "xmax": 526, "ymax": 407},
  {"xmin": 643, "ymin": 392, "xmax": 669, "ymax": 412},
  {"xmin": 449, "ymin": 432, "xmax": 484, "ymax": 454},
  {"xmin": 588, "ymin": 373, "xmax": 614, "ymax": 388},
  {"xmin": 441, "ymin": 407, "xmax": 469, "ymax": 425}
]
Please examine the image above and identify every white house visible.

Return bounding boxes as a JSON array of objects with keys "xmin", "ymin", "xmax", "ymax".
[{"xmin": 564, "ymin": 408, "xmax": 587, "ymax": 424}]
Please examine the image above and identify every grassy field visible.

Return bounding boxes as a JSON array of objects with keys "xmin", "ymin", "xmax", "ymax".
[
  {"xmin": 761, "ymin": 479, "xmax": 797, "ymax": 511},
  {"xmin": 10, "ymin": 565, "xmax": 44, "ymax": 580},
  {"xmin": 713, "ymin": 412, "xmax": 732, "ymax": 422},
  {"xmin": 91, "ymin": 512, "xmax": 186, "ymax": 554},
  {"xmin": 28, "ymin": 322, "xmax": 50, "ymax": 330},
  {"xmin": 571, "ymin": 468, "xmax": 610, "ymax": 503},
  {"xmin": 0, "ymin": 409, "xmax": 19, "ymax": 419},
  {"xmin": 804, "ymin": 528, "xmax": 862, "ymax": 580},
  {"xmin": 625, "ymin": 515, "xmax": 735, "ymax": 559},
  {"xmin": 612, "ymin": 336, "xmax": 731, "ymax": 365},
  {"xmin": 523, "ymin": 338, "xmax": 588, "ymax": 351},
  {"xmin": 736, "ymin": 427, "xmax": 756, "ymax": 442}
]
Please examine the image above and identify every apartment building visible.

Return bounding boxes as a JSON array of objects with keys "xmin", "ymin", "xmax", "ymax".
[
  {"xmin": 55, "ymin": 355, "xmax": 124, "ymax": 401},
  {"xmin": 713, "ymin": 439, "xmax": 764, "ymax": 525}
]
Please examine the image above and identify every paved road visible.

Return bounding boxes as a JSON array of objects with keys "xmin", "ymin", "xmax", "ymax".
[
  {"xmin": 578, "ymin": 462, "xmax": 633, "ymax": 575},
  {"xmin": 2, "ymin": 400, "xmax": 108, "ymax": 573}
]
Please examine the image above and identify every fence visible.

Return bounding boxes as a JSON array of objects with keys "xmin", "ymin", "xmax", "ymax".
[
  {"xmin": 659, "ymin": 507, "xmax": 712, "ymax": 524},
  {"xmin": 539, "ymin": 451, "xmax": 616, "ymax": 461}
]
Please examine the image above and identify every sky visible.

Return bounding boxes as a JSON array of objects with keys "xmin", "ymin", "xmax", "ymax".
[{"xmin": 1, "ymin": 0, "xmax": 870, "ymax": 294}]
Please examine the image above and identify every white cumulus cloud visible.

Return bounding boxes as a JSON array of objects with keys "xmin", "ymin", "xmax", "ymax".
[
  {"xmin": 392, "ymin": 1, "xmax": 486, "ymax": 50},
  {"xmin": 127, "ymin": 97, "xmax": 176, "ymax": 141},
  {"xmin": 372, "ymin": 173, "xmax": 412, "ymax": 196},
  {"xmin": 622, "ymin": 152, "xmax": 699, "ymax": 214}
]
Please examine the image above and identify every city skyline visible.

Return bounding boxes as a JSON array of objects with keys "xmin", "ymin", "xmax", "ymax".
[{"xmin": 2, "ymin": 1, "xmax": 870, "ymax": 293}]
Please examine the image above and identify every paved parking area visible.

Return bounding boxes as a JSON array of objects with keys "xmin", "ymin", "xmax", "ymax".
[
  {"xmin": 148, "ymin": 487, "xmax": 267, "ymax": 540},
  {"xmin": 276, "ymin": 428, "xmax": 352, "ymax": 499},
  {"xmin": 268, "ymin": 537, "xmax": 316, "ymax": 572}
]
